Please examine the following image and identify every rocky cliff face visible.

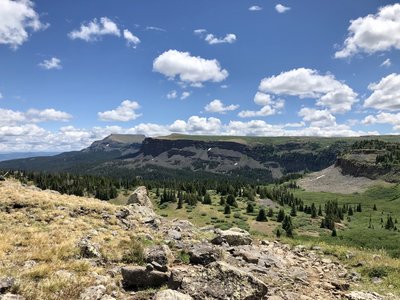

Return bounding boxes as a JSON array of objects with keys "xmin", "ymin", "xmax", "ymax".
[{"xmin": 0, "ymin": 179, "xmax": 393, "ymax": 300}]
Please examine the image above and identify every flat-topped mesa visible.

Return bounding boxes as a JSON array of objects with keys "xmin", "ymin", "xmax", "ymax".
[{"xmin": 85, "ymin": 134, "xmax": 146, "ymax": 152}]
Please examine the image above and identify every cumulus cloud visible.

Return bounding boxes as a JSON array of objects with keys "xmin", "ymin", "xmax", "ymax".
[
  {"xmin": 167, "ymin": 90, "xmax": 177, "ymax": 99},
  {"xmin": 0, "ymin": 0, "xmax": 48, "ymax": 49},
  {"xmin": 153, "ymin": 50, "xmax": 228, "ymax": 86},
  {"xmin": 0, "ymin": 108, "xmax": 71, "ymax": 126},
  {"xmin": 172, "ymin": 116, "xmax": 222, "ymax": 134},
  {"xmin": 380, "ymin": 58, "xmax": 392, "ymax": 67},
  {"xmin": 98, "ymin": 100, "xmax": 141, "ymax": 122},
  {"xmin": 259, "ymin": 68, "xmax": 357, "ymax": 113},
  {"xmin": 194, "ymin": 29, "xmax": 237, "ymax": 45},
  {"xmin": 364, "ymin": 73, "xmax": 400, "ymax": 111},
  {"xmin": 38, "ymin": 57, "xmax": 62, "ymax": 70},
  {"xmin": 68, "ymin": 17, "xmax": 121, "ymax": 41},
  {"xmin": 204, "ymin": 99, "xmax": 239, "ymax": 114},
  {"xmin": 298, "ymin": 108, "xmax": 336, "ymax": 127},
  {"xmin": 275, "ymin": 4, "xmax": 291, "ymax": 13},
  {"xmin": 363, "ymin": 112, "xmax": 400, "ymax": 131},
  {"xmin": 249, "ymin": 6, "xmax": 262, "ymax": 11},
  {"xmin": 180, "ymin": 91, "xmax": 191, "ymax": 100},
  {"xmin": 238, "ymin": 92, "xmax": 284, "ymax": 118},
  {"xmin": 335, "ymin": 4, "xmax": 400, "ymax": 58},
  {"xmin": 123, "ymin": 29, "xmax": 140, "ymax": 48}
]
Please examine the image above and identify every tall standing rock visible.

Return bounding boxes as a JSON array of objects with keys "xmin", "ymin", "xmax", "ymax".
[{"xmin": 127, "ymin": 186, "xmax": 153, "ymax": 209}]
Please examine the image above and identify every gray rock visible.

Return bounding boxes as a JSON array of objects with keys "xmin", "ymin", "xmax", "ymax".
[
  {"xmin": 189, "ymin": 243, "xmax": 221, "ymax": 265},
  {"xmin": 0, "ymin": 294, "xmax": 25, "ymax": 300},
  {"xmin": 345, "ymin": 291, "xmax": 384, "ymax": 300},
  {"xmin": 151, "ymin": 261, "xmax": 168, "ymax": 272},
  {"xmin": 78, "ymin": 238, "xmax": 101, "ymax": 259},
  {"xmin": 153, "ymin": 289, "xmax": 193, "ymax": 300},
  {"xmin": 80, "ymin": 285, "xmax": 106, "ymax": 300},
  {"xmin": 0, "ymin": 277, "xmax": 14, "ymax": 294},
  {"xmin": 145, "ymin": 245, "xmax": 173, "ymax": 267},
  {"xmin": 127, "ymin": 186, "xmax": 153, "ymax": 208},
  {"xmin": 169, "ymin": 261, "xmax": 268, "ymax": 300},
  {"xmin": 211, "ymin": 227, "xmax": 252, "ymax": 246},
  {"xmin": 121, "ymin": 266, "xmax": 168, "ymax": 289}
]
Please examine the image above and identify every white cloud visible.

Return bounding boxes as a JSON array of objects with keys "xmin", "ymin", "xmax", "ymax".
[
  {"xmin": 259, "ymin": 68, "xmax": 357, "ymax": 113},
  {"xmin": 98, "ymin": 100, "xmax": 141, "ymax": 122},
  {"xmin": 362, "ymin": 112, "xmax": 400, "ymax": 131},
  {"xmin": 194, "ymin": 29, "xmax": 237, "ymax": 45},
  {"xmin": 38, "ymin": 57, "xmax": 62, "ymax": 70},
  {"xmin": 180, "ymin": 91, "xmax": 191, "ymax": 100},
  {"xmin": 26, "ymin": 108, "xmax": 72, "ymax": 122},
  {"xmin": 153, "ymin": 50, "xmax": 228, "ymax": 85},
  {"xmin": 298, "ymin": 108, "xmax": 336, "ymax": 127},
  {"xmin": 123, "ymin": 29, "xmax": 140, "ymax": 48},
  {"xmin": 167, "ymin": 90, "xmax": 177, "ymax": 99},
  {"xmin": 204, "ymin": 99, "xmax": 239, "ymax": 114},
  {"xmin": 205, "ymin": 33, "xmax": 236, "ymax": 45},
  {"xmin": 380, "ymin": 58, "xmax": 392, "ymax": 67},
  {"xmin": 68, "ymin": 17, "xmax": 120, "ymax": 41},
  {"xmin": 335, "ymin": 4, "xmax": 400, "ymax": 58},
  {"xmin": 0, "ymin": 107, "xmax": 71, "ymax": 126},
  {"xmin": 145, "ymin": 26, "xmax": 166, "ymax": 32},
  {"xmin": 238, "ymin": 92, "xmax": 284, "ymax": 118},
  {"xmin": 275, "ymin": 4, "xmax": 291, "ymax": 13},
  {"xmin": 0, "ymin": 0, "xmax": 48, "ymax": 49},
  {"xmin": 364, "ymin": 73, "xmax": 400, "ymax": 111},
  {"xmin": 249, "ymin": 6, "xmax": 262, "ymax": 11}
]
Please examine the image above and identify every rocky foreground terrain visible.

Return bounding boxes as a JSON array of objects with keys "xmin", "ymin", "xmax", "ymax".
[{"xmin": 0, "ymin": 180, "xmax": 397, "ymax": 300}]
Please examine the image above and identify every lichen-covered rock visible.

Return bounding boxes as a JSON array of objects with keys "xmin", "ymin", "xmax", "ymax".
[
  {"xmin": 145, "ymin": 245, "xmax": 174, "ymax": 267},
  {"xmin": 169, "ymin": 261, "xmax": 268, "ymax": 300},
  {"xmin": 211, "ymin": 227, "xmax": 252, "ymax": 246},
  {"xmin": 121, "ymin": 266, "xmax": 168, "ymax": 289},
  {"xmin": 78, "ymin": 238, "xmax": 101, "ymax": 259},
  {"xmin": 127, "ymin": 186, "xmax": 153, "ymax": 208},
  {"xmin": 345, "ymin": 291, "xmax": 384, "ymax": 300},
  {"xmin": 0, "ymin": 277, "xmax": 14, "ymax": 294},
  {"xmin": 153, "ymin": 289, "xmax": 193, "ymax": 300},
  {"xmin": 189, "ymin": 242, "xmax": 221, "ymax": 265},
  {"xmin": 80, "ymin": 285, "xmax": 106, "ymax": 300}
]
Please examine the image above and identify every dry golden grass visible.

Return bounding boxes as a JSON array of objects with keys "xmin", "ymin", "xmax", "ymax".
[{"xmin": 0, "ymin": 179, "xmax": 155, "ymax": 300}]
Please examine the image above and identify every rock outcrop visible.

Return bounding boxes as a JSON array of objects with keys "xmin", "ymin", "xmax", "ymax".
[
  {"xmin": 127, "ymin": 186, "xmax": 153, "ymax": 209},
  {"xmin": 121, "ymin": 266, "xmax": 169, "ymax": 289},
  {"xmin": 211, "ymin": 227, "xmax": 252, "ymax": 246}
]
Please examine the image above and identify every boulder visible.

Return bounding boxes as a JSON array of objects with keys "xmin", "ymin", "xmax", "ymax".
[
  {"xmin": 121, "ymin": 266, "xmax": 168, "ymax": 289},
  {"xmin": 127, "ymin": 186, "xmax": 153, "ymax": 208},
  {"xmin": 169, "ymin": 261, "xmax": 268, "ymax": 300},
  {"xmin": 78, "ymin": 238, "xmax": 101, "ymax": 259},
  {"xmin": 0, "ymin": 277, "xmax": 14, "ymax": 294},
  {"xmin": 80, "ymin": 285, "xmax": 106, "ymax": 300},
  {"xmin": 211, "ymin": 227, "xmax": 252, "ymax": 246},
  {"xmin": 153, "ymin": 289, "xmax": 193, "ymax": 300},
  {"xmin": 189, "ymin": 243, "xmax": 221, "ymax": 265},
  {"xmin": 145, "ymin": 245, "xmax": 173, "ymax": 267}
]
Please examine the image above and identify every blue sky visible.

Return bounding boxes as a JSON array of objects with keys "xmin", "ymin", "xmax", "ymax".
[{"xmin": 1, "ymin": 0, "xmax": 400, "ymax": 151}]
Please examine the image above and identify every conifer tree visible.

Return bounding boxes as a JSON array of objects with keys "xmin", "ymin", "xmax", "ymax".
[{"xmin": 256, "ymin": 208, "xmax": 267, "ymax": 222}]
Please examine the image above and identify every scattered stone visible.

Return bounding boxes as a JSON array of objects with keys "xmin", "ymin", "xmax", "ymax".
[
  {"xmin": 0, "ymin": 277, "xmax": 14, "ymax": 294},
  {"xmin": 23, "ymin": 260, "xmax": 37, "ymax": 269},
  {"xmin": 80, "ymin": 285, "xmax": 106, "ymax": 300},
  {"xmin": 331, "ymin": 280, "xmax": 350, "ymax": 291},
  {"xmin": 0, "ymin": 294, "xmax": 25, "ymax": 300},
  {"xmin": 345, "ymin": 291, "xmax": 384, "ymax": 300},
  {"xmin": 153, "ymin": 289, "xmax": 193, "ymax": 300},
  {"xmin": 127, "ymin": 186, "xmax": 153, "ymax": 208},
  {"xmin": 168, "ymin": 229, "xmax": 182, "ymax": 241},
  {"xmin": 211, "ymin": 227, "xmax": 252, "ymax": 246},
  {"xmin": 78, "ymin": 238, "xmax": 102, "ymax": 259},
  {"xmin": 151, "ymin": 261, "xmax": 168, "ymax": 272},
  {"xmin": 121, "ymin": 266, "xmax": 168, "ymax": 289},
  {"xmin": 189, "ymin": 242, "xmax": 221, "ymax": 265},
  {"xmin": 169, "ymin": 261, "xmax": 268, "ymax": 299}
]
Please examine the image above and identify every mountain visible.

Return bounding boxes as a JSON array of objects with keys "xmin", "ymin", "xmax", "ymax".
[
  {"xmin": 0, "ymin": 152, "xmax": 59, "ymax": 162},
  {"xmin": 1, "ymin": 133, "xmax": 399, "ymax": 182}
]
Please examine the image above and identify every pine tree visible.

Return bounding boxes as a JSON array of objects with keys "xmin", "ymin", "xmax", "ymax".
[
  {"xmin": 277, "ymin": 208, "xmax": 285, "ymax": 222},
  {"xmin": 276, "ymin": 229, "xmax": 281, "ymax": 239},
  {"xmin": 331, "ymin": 228, "xmax": 337, "ymax": 237},
  {"xmin": 203, "ymin": 192, "xmax": 212, "ymax": 205},
  {"xmin": 373, "ymin": 204, "xmax": 377, "ymax": 211},
  {"xmin": 246, "ymin": 202, "xmax": 254, "ymax": 213},
  {"xmin": 311, "ymin": 203, "xmax": 317, "ymax": 218},
  {"xmin": 256, "ymin": 208, "xmax": 267, "ymax": 222},
  {"xmin": 224, "ymin": 204, "xmax": 231, "ymax": 215},
  {"xmin": 282, "ymin": 215, "xmax": 293, "ymax": 237},
  {"xmin": 348, "ymin": 207, "xmax": 354, "ymax": 216},
  {"xmin": 267, "ymin": 208, "xmax": 274, "ymax": 217},
  {"xmin": 290, "ymin": 205, "xmax": 297, "ymax": 217}
]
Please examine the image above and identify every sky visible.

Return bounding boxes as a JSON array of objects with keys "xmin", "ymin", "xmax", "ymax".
[{"xmin": 1, "ymin": 0, "xmax": 400, "ymax": 152}]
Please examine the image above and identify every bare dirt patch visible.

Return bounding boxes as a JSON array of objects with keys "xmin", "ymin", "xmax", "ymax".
[{"xmin": 298, "ymin": 165, "xmax": 392, "ymax": 194}]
